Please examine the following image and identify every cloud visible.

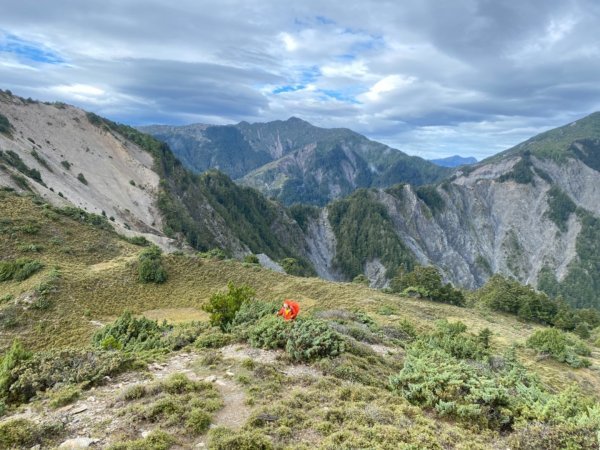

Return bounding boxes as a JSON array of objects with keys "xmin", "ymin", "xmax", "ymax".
[{"xmin": 1, "ymin": 0, "xmax": 600, "ymax": 158}]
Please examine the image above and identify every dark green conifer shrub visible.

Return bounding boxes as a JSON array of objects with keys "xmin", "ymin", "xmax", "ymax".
[
  {"xmin": 248, "ymin": 316, "xmax": 290, "ymax": 349},
  {"xmin": 138, "ymin": 245, "xmax": 167, "ymax": 283},
  {"xmin": 92, "ymin": 311, "xmax": 171, "ymax": 351},
  {"xmin": 285, "ymin": 319, "xmax": 345, "ymax": 362}
]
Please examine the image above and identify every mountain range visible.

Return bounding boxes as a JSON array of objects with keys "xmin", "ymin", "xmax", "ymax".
[
  {"xmin": 2, "ymin": 90, "xmax": 600, "ymax": 311},
  {"xmin": 139, "ymin": 119, "xmax": 450, "ymax": 206},
  {"xmin": 429, "ymin": 155, "xmax": 477, "ymax": 167}
]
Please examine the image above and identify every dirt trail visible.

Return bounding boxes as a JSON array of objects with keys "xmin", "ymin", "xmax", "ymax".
[
  {"xmin": 2, "ymin": 345, "xmax": 323, "ymax": 448},
  {"xmin": 1, "ymin": 351, "xmax": 252, "ymax": 448}
]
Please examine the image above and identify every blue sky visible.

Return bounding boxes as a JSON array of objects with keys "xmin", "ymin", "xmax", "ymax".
[{"xmin": 1, "ymin": 0, "xmax": 600, "ymax": 159}]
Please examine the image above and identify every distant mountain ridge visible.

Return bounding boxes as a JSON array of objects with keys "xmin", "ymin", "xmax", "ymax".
[
  {"xmin": 139, "ymin": 118, "xmax": 451, "ymax": 205},
  {"xmin": 3, "ymin": 90, "xmax": 600, "ymax": 311},
  {"xmin": 430, "ymin": 155, "xmax": 477, "ymax": 167}
]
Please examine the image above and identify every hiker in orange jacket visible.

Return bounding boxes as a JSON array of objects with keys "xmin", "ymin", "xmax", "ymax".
[{"xmin": 277, "ymin": 299, "xmax": 300, "ymax": 321}]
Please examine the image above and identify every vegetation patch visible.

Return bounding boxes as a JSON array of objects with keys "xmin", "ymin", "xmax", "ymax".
[
  {"xmin": 138, "ymin": 245, "xmax": 168, "ymax": 283},
  {"xmin": 415, "ymin": 185, "xmax": 445, "ymax": 214},
  {"xmin": 0, "ymin": 341, "xmax": 134, "ymax": 405},
  {"xmin": 0, "ymin": 113, "xmax": 12, "ymax": 136},
  {"xmin": 0, "ymin": 149, "xmax": 44, "ymax": 185},
  {"xmin": 118, "ymin": 374, "xmax": 222, "ymax": 442},
  {"xmin": 498, "ymin": 151, "xmax": 535, "ymax": 184},
  {"xmin": 475, "ymin": 274, "xmax": 600, "ymax": 332},
  {"xmin": 108, "ymin": 430, "xmax": 176, "ymax": 450},
  {"xmin": 328, "ymin": 188, "xmax": 415, "ymax": 279},
  {"xmin": 390, "ymin": 265, "xmax": 464, "ymax": 306},
  {"xmin": 391, "ymin": 320, "xmax": 599, "ymax": 438},
  {"xmin": 31, "ymin": 149, "xmax": 52, "ymax": 172},
  {"xmin": 545, "ymin": 186, "xmax": 577, "ymax": 232},
  {"xmin": 527, "ymin": 328, "xmax": 591, "ymax": 368},
  {"xmin": 77, "ymin": 172, "xmax": 88, "ymax": 184},
  {"xmin": 203, "ymin": 282, "xmax": 256, "ymax": 331},
  {"xmin": 0, "ymin": 418, "xmax": 63, "ymax": 449},
  {"xmin": 0, "ymin": 258, "xmax": 43, "ymax": 282},
  {"xmin": 92, "ymin": 311, "xmax": 171, "ymax": 351},
  {"xmin": 538, "ymin": 212, "xmax": 600, "ymax": 310}
]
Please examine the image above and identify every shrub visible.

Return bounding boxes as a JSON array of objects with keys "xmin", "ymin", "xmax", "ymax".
[
  {"xmin": 203, "ymin": 282, "xmax": 255, "ymax": 331},
  {"xmin": 108, "ymin": 430, "xmax": 175, "ymax": 450},
  {"xmin": 0, "ymin": 113, "xmax": 12, "ymax": 136},
  {"xmin": 186, "ymin": 408, "xmax": 212, "ymax": 434},
  {"xmin": 195, "ymin": 330, "xmax": 232, "ymax": 348},
  {"xmin": 138, "ymin": 245, "xmax": 167, "ymax": 283},
  {"xmin": 0, "ymin": 258, "xmax": 43, "ymax": 282},
  {"xmin": 60, "ymin": 160, "xmax": 71, "ymax": 170},
  {"xmin": 0, "ymin": 340, "xmax": 32, "ymax": 402},
  {"xmin": 508, "ymin": 421, "xmax": 600, "ymax": 450},
  {"xmin": 574, "ymin": 322, "xmax": 591, "ymax": 340},
  {"xmin": 527, "ymin": 328, "xmax": 591, "ymax": 368},
  {"xmin": 475, "ymin": 275, "xmax": 560, "ymax": 326},
  {"xmin": 163, "ymin": 321, "xmax": 209, "ymax": 350},
  {"xmin": 92, "ymin": 311, "xmax": 171, "ymax": 352},
  {"xmin": 285, "ymin": 318, "xmax": 345, "ymax": 362},
  {"xmin": 0, "ymin": 418, "xmax": 62, "ymax": 448},
  {"xmin": 390, "ymin": 266, "xmax": 464, "ymax": 306},
  {"xmin": 390, "ymin": 347, "xmax": 513, "ymax": 429},
  {"xmin": 77, "ymin": 172, "xmax": 88, "ymax": 184},
  {"xmin": 232, "ymin": 299, "xmax": 280, "ymax": 328},
  {"xmin": 248, "ymin": 316, "xmax": 291, "ymax": 350},
  {"xmin": 124, "ymin": 235, "xmax": 150, "ymax": 246},
  {"xmin": 352, "ymin": 274, "xmax": 370, "ymax": 286},
  {"xmin": 243, "ymin": 254, "xmax": 259, "ymax": 264},
  {"xmin": 48, "ymin": 385, "xmax": 81, "ymax": 408},
  {"xmin": 207, "ymin": 426, "xmax": 273, "ymax": 450},
  {"xmin": 3, "ymin": 348, "xmax": 132, "ymax": 404}
]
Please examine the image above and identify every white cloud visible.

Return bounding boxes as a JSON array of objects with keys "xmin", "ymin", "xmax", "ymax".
[{"xmin": 1, "ymin": 0, "xmax": 600, "ymax": 158}]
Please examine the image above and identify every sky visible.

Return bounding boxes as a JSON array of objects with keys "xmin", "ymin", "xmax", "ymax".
[{"xmin": 1, "ymin": 1, "xmax": 600, "ymax": 159}]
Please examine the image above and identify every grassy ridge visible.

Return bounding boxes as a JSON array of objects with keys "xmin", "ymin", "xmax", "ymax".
[
  {"xmin": 0, "ymin": 191, "xmax": 598, "ymax": 398},
  {"xmin": 1, "ymin": 191, "xmax": 599, "ymax": 449}
]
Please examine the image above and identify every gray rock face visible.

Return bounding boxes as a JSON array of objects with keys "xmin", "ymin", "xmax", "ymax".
[
  {"xmin": 304, "ymin": 154, "xmax": 589, "ymax": 291},
  {"xmin": 304, "ymin": 209, "xmax": 342, "ymax": 281}
]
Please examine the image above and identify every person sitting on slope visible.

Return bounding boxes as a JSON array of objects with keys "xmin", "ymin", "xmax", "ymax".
[{"xmin": 277, "ymin": 299, "xmax": 300, "ymax": 321}]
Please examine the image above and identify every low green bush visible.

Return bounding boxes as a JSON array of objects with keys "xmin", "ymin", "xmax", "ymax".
[
  {"xmin": 248, "ymin": 316, "xmax": 291, "ymax": 349},
  {"xmin": 243, "ymin": 254, "xmax": 260, "ymax": 264},
  {"xmin": 92, "ymin": 311, "xmax": 171, "ymax": 352},
  {"xmin": 195, "ymin": 329, "xmax": 232, "ymax": 348},
  {"xmin": 0, "ymin": 258, "xmax": 43, "ymax": 282},
  {"xmin": 232, "ymin": 299, "xmax": 280, "ymax": 328},
  {"xmin": 390, "ymin": 347, "xmax": 512, "ymax": 429},
  {"xmin": 48, "ymin": 384, "xmax": 81, "ymax": 408},
  {"xmin": 121, "ymin": 374, "xmax": 222, "ymax": 439},
  {"xmin": 3, "ymin": 347, "xmax": 133, "ymax": 404},
  {"xmin": 0, "ymin": 340, "xmax": 32, "ymax": 402},
  {"xmin": 186, "ymin": 408, "xmax": 212, "ymax": 434},
  {"xmin": 108, "ymin": 430, "xmax": 175, "ymax": 450},
  {"xmin": 527, "ymin": 328, "xmax": 591, "ymax": 368},
  {"xmin": 0, "ymin": 418, "xmax": 63, "ymax": 448},
  {"xmin": 286, "ymin": 318, "xmax": 345, "ymax": 362},
  {"xmin": 207, "ymin": 426, "xmax": 273, "ymax": 450},
  {"xmin": 390, "ymin": 266, "xmax": 464, "ymax": 306}
]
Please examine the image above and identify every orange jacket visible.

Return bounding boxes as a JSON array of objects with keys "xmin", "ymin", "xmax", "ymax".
[{"xmin": 277, "ymin": 300, "xmax": 300, "ymax": 321}]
